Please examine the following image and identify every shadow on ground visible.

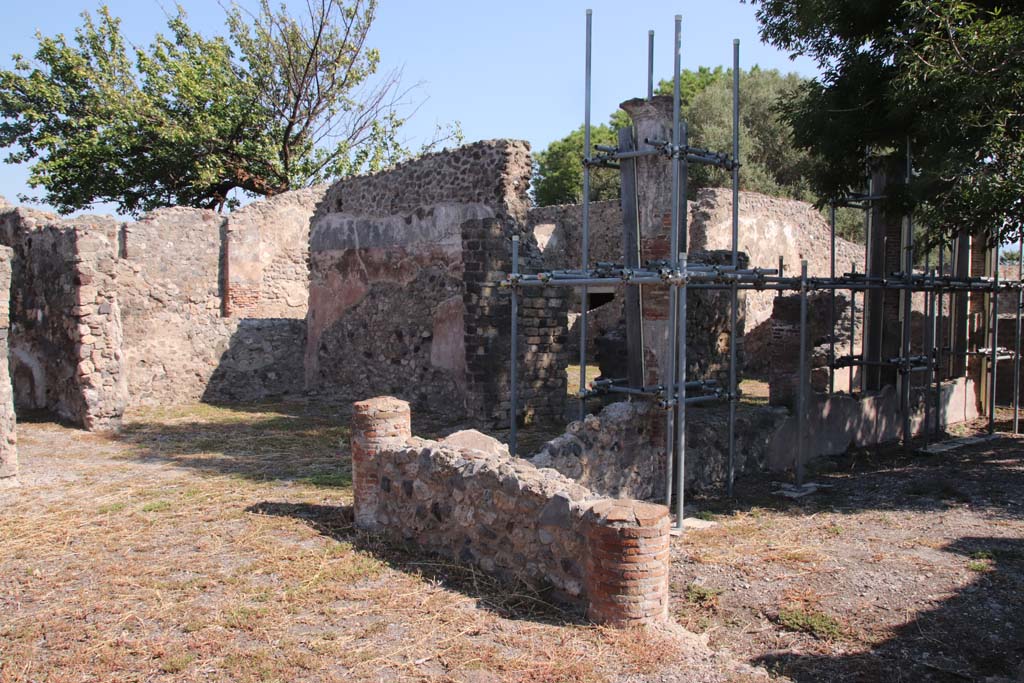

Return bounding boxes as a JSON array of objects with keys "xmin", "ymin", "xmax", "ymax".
[
  {"xmin": 754, "ymin": 536, "xmax": 1024, "ymax": 682},
  {"xmin": 246, "ymin": 500, "xmax": 588, "ymax": 627}
]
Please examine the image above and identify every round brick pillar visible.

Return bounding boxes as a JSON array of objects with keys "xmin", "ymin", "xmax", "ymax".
[
  {"xmin": 350, "ymin": 396, "xmax": 411, "ymax": 531},
  {"xmin": 584, "ymin": 499, "xmax": 671, "ymax": 626}
]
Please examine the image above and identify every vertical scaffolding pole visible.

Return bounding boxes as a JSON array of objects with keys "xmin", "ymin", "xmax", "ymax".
[
  {"xmin": 647, "ymin": 31, "xmax": 654, "ymax": 100},
  {"xmin": 578, "ymin": 9, "xmax": 593, "ymax": 421},
  {"xmin": 1014, "ymin": 239, "xmax": 1023, "ymax": 433},
  {"xmin": 849, "ymin": 263, "xmax": 857, "ymax": 392},
  {"xmin": 989, "ymin": 254, "xmax": 999, "ymax": 435},
  {"xmin": 828, "ymin": 204, "xmax": 836, "ymax": 395},
  {"xmin": 935, "ymin": 245, "xmax": 945, "ymax": 435},
  {"xmin": 727, "ymin": 38, "xmax": 740, "ymax": 497},
  {"xmin": 900, "ymin": 140, "xmax": 914, "ymax": 448},
  {"xmin": 796, "ymin": 260, "xmax": 809, "ymax": 486},
  {"xmin": 509, "ymin": 235, "xmax": 520, "ymax": 455},
  {"xmin": 674, "ymin": 252, "xmax": 688, "ymax": 528},
  {"xmin": 664, "ymin": 14, "xmax": 683, "ymax": 512}
]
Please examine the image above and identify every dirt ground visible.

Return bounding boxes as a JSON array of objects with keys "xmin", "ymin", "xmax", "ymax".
[
  {"xmin": 675, "ymin": 412, "xmax": 1024, "ymax": 683},
  {"xmin": 0, "ymin": 403, "xmax": 755, "ymax": 683},
  {"xmin": 1, "ymin": 401, "xmax": 1022, "ymax": 682}
]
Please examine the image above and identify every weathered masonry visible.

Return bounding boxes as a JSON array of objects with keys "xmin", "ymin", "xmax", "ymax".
[
  {"xmin": 305, "ymin": 140, "xmax": 569, "ymax": 425},
  {"xmin": 350, "ymin": 396, "xmax": 671, "ymax": 626},
  {"xmin": 0, "ymin": 243, "xmax": 17, "ymax": 487},
  {"xmin": 0, "ymin": 187, "xmax": 322, "ymax": 428}
]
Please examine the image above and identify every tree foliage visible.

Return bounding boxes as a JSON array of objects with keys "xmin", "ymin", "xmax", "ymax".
[
  {"xmin": 0, "ymin": 1, "xmax": 461, "ymax": 215},
  {"xmin": 750, "ymin": 0, "xmax": 1024, "ymax": 244},
  {"xmin": 531, "ymin": 67, "xmax": 872, "ymax": 240}
]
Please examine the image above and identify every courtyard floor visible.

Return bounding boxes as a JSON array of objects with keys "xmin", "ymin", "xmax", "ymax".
[{"xmin": 1, "ymin": 401, "xmax": 1022, "ymax": 682}]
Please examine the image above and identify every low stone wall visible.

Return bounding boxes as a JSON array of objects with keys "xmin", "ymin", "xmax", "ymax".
[
  {"xmin": 765, "ymin": 378, "xmax": 980, "ymax": 471},
  {"xmin": 530, "ymin": 399, "xmax": 788, "ymax": 498},
  {"xmin": 350, "ymin": 396, "xmax": 670, "ymax": 626},
  {"xmin": 0, "ymin": 245, "xmax": 17, "ymax": 486}
]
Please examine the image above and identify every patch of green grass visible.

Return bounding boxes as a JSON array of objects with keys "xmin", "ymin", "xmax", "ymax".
[
  {"xmin": 776, "ymin": 607, "xmax": 843, "ymax": 640},
  {"xmin": 967, "ymin": 559, "xmax": 992, "ymax": 572},
  {"xmin": 970, "ymin": 550, "xmax": 994, "ymax": 560},
  {"xmin": 683, "ymin": 583, "xmax": 722, "ymax": 608},
  {"xmin": 303, "ymin": 472, "xmax": 351, "ymax": 488},
  {"xmin": 825, "ymin": 524, "xmax": 844, "ymax": 536},
  {"xmin": 97, "ymin": 502, "xmax": 126, "ymax": 514},
  {"xmin": 141, "ymin": 500, "xmax": 172, "ymax": 513},
  {"xmin": 695, "ymin": 510, "xmax": 716, "ymax": 522}
]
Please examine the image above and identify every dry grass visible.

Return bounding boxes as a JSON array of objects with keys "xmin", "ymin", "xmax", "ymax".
[{"xmin": 0, "ymin": 402, "xmax": 743, "ymax": 683}]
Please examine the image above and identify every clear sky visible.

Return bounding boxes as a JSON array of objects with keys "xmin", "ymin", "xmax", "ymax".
[{"xmin": 0, "ymin": 0, "xmax": 820, "ymax": 215}]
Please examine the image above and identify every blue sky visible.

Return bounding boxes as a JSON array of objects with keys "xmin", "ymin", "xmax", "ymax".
[{"xmin": 0, "ymin": 0, "xmax": 820, "ymax": 215}]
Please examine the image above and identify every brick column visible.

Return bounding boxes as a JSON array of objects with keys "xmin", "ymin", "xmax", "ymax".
[
  {"xmin": 350, "ymin": 396, "xmax": 411, "ymax": 530},
  {"xmin": 584, "ymin": 499, "xmax": 671, "ymax": 626}
]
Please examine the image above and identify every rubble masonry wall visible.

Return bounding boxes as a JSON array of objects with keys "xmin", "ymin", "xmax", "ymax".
[
  {"xmin": 307, "ymin": 140, "xmax": 568, "ymax": 425},
  {"xmin": 0, "ymin": 245, "xmax": 17, "ymax": 485},
  {"xmin": 0, "ymin": 207, "xmax": 127, "ymax": 429},
  {"xmin": 350, "ymin": 396, "xmax": 670, "ymax": 626}
]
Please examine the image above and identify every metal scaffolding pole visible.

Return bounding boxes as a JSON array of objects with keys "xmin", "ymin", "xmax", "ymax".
[
  {"xmin": 989, "ymin": 254, "xmax": 999, "ymax": 435},
  {"xmin": 664, "ymin": 14, "xmax": 683, "ymax": 513},
  {"xmin": 727, "ymin": 38, "xmax": 740, "ymax": 497},
  {"xmin": 509, "ymin": 235, "xmax": 520, "ymax": 455},
  {"xmin": 674, "ymin": 252, "xmax": 688, "ymax": 529},
  {"xmin": 647, "ymin": 30, "xmax": 654, "ymax": 100},
  {"xmin": 935, "ymin": 244, "xmax": 945, "ymax": 435},
  {"xmin": 1014, "ymin": 238, "xmax": 1023, "ymax": 433},
  {"xmin": 829, "ymin": 204, "xmax": 837, "ymax": 395},
  {"xmin": 796, "ymin": 260, "xmax": 809, "ymax": 486},
  {"xmin": 900, "ymin": 141, "xmax": 914, "ymax": 448},
  {"xmin": 578, "ymin": 9, "xmax": 593, "ymax": 422}
]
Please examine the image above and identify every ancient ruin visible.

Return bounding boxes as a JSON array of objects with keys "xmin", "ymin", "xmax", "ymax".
[{"xmin": 0, "ymin": 12, "xmax": 1020, "ymax": 634}]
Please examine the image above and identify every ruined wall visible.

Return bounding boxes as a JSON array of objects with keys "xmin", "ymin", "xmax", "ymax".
[
  {"xmin": 0, "ymin": 245, "xmax": 17, "ymax": 485},
  {"xmin": 690, "ymin": 188, "xmax": 864, "ymax": 333},
  {"xmin": 528, "ymin": 188, "xmax": 865, "ymax": 378},
  {"xmin": 118, "ymin": 207, "xmax": 304, "ymax": 406},
  {"xmin": 530, "ymin": 399, "xmax": 788, "ymax": 498},
  {"xmin": 225, "ymin": 186, "xmax": 325, "ymax": 318},
  {"xmin": 307, "ymin": 140, "xmax": 567, "ymax": 424},
  {"xmin": 350, "ymin": 397, "xmax": 671, "ymax": 626},
  {"xmin": 0, "ymin": 207, "xmax": 127, "ymax": 429}
]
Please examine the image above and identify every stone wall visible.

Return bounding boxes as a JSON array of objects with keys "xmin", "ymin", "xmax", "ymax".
[
  {"xmin": 0, "ymin": 207, "xmax": 127, "ymax": 429},
  {"xmin": 528, "ymin": 188, "xmax": 865, "ymax": 378},
  {"xmin": 225, "ymin": 186, "xmax": 325, "ymax": 318},
  {"xmin": 529, "ymin": 398, "xmax": 788, "ymax": 498},
  {"xmin": 307, "ymin": 140, "xmax": 568, "ymax": 425},
  {"xmin": 0, "ymin": 245, "xmax": 17, "ymax": 486},
  {"xmin": 118, "ymin": 206, "xmax": 306, "ymax": 406},
  {"xmin": 350, "ymin": 396, "xmax": 670, "ymax": 626}
]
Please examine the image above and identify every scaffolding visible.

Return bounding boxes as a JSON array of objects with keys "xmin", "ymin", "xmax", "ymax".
[{"xmin": 502, "ymin": 10, "xmax": 1024, "ymax": 531}]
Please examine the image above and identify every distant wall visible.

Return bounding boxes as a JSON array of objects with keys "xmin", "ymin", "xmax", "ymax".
[
  {"xmin": 0, "ymin": 245, "xmax": 17, "ymax": 485},
  {"xmin": 118, "ymin": 205, "xmax": 307, "ymax": 407},
  {"xmin": 225, "ymin": 185, "xmax": 325, "ymax": 318}
]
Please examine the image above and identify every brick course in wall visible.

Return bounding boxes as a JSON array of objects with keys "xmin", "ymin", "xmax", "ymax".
[{"xmin": 349, "ymin": 396, "xmax": 670, "ymax": 626}]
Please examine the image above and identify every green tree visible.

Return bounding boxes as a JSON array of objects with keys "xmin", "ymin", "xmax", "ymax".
[
  {"xmin": 532, "ymin": 122, "xmax": 621, "ymax": 206},
  {"xmin": 0, "ymin": 1, "xmax": 460, "ymax": 215},
  {"xmin": 749, "ymin": 0, "xmax": 1024, "ymax": 245},
  {"xmin": 532, "ymin": 68, "xmax": 870, "ymax": 240}
]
